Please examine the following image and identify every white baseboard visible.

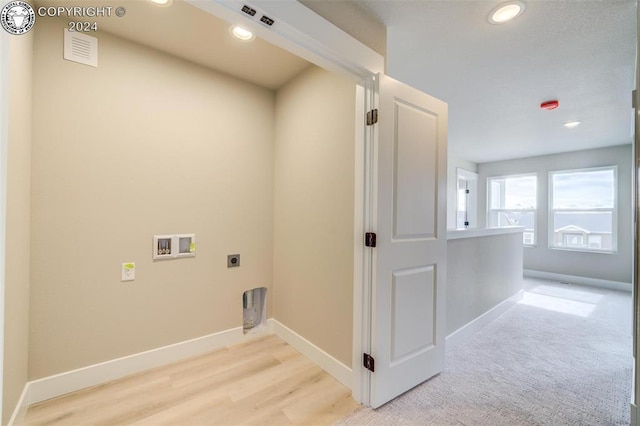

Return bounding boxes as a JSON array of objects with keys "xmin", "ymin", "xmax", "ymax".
[
  {"xmin": 7, "ymin": 383, "xmax": 29, "ymax": 426},
  {"xmin": 23, "ymin": 323, "xmax": 274, "ymax": 408},
  {"xmin": 270, "ymin": 319, "xmax": 352, "ymax": 389},
  {"xmin": 524, "ymin": 269, "xmax": 632, "ymax": 292},
  {"xmin": 446, "ymin": 290, "xmax": 524, "ymax": 352},
  {"xmin": 10, "ymin": 319, "xmax": 353, "ymax": 420}
]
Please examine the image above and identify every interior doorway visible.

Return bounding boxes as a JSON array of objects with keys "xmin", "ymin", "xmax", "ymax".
[{"xmin": 2, "ymin": 2, "xmax": 387, "ymax": 423}]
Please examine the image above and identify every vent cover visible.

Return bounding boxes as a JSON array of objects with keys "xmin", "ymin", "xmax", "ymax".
[
  {"xmin": 241, "ymin": 5, "xmax": 256, "ymax": 16},
  {"xmin": 63, "ymin": 29, "xmax": 98, "ymax": 67},
  {"xmin": 260, "ymin": 15, "xmax": 274, "ymax": 26}
]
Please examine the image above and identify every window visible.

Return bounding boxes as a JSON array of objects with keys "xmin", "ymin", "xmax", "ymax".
[
  {"xmin": 487, "ymin": 174, "xmax": 537, "ymax": 245},
  {"xmin": 549, "ymin": 167, "xmax": 616, "ymax": 253},
  {"xmin": 456, "ymin": 168, "xmax": 478, "ymax": 229},
  {"xmin": 456, "ymin": 178, "xmax": 467, "ymax": 228},
  {"xmin": 523, "ymin": 232, "xmax": 534, "ymax": 245}
]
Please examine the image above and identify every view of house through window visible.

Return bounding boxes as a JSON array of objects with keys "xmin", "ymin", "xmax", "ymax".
[
  {"xmin": 549, "ymin": 167, "xmax": 616, "ymax": 253},
  {"xmin": 488, "ymin": 174, "xmax": 537, "ymax": 245}
]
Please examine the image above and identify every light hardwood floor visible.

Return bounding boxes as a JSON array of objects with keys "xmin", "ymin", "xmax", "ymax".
[{"xmin": 24, "ymin": 334, "xmax": 361, "ymax": 425}]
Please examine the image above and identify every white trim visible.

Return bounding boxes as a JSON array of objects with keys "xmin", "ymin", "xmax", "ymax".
[
  {"xmin": 25, "ymin": 324, "xmax": 273, "ymax": 406},
  {"xmin": 447, "ymin": 226, "xmax": 524, "ymax": 240},
  {"xmin": 0, "ymin": 11, "xmax": 9, "ymax": 424},
  {"xmin": 356, "ymin": 74, "xmax": 378, "ymax": 408},
  {"xmin": 631, "ymin": 5, "xmax": 639, "ymax": 423},
  {"xmin": 270, "ymin": 319, "xmax": 353, "ymax": 389},
  {"xmin": 351, "ymin": 83, "xmax": 366, "ymax": 404},
  {"xmin": 446, "ymin": 291, "xmax": 523, "ymax": 352},
  {"xmin": 457, "ymin": 168, "xmax": 478, "ymax": 181},
  {"xmin": 16, "ymin": 320, "xmax": 353, "ymax": 415},
  {"xmin": 524, "ymin": 269, "xmax": 632, "ymax": 292},
  {"xmin": 7, "ymin": 384, "xmax": 28, "ymax": 426}
]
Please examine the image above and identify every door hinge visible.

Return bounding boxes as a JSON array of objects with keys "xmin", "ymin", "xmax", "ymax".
[
  {"xmin": 363, "ymin": 353, "xmax": 375, "ymax": 372},
  {"xmin": 366, "ymin": 109, "xmax": 378, "ymax": 126},
  {"xmin": 633, "ymin": 90, "xmax": 637, "ymax": 109},
  {"xmin": 465, "ymin": 189, "xmax": 470, "ymax": 194},
  {"xmin": 365, "ymin": 232, "xmax": 377, "ymax": 248}
]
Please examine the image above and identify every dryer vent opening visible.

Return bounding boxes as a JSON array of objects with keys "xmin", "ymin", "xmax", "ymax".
[{"xmin": 243, "ymin": 287, "xmax": 267, "ymax": 333}]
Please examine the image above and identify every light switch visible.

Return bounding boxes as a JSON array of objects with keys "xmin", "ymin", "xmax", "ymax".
[{"xmin": 121, "ymin": 262, "xmax": 135, "ymax": 282}]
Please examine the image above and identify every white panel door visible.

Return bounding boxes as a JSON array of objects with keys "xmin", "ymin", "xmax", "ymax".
[{"xmin": 369, "ymin": 74, "xmax": 447, "ymax": 408}]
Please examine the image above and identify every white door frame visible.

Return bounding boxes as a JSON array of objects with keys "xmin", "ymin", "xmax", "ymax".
[
  {"xmin": 184, "ymin": 0, "xmax": 382, "ymax": 405},
  {"xmin": 0, "ymin": 20, "xmax": 9, "ymax": 422},
  {"xmin": 632, "ymin": 1, "xmax": 639, "ymax": 422}
]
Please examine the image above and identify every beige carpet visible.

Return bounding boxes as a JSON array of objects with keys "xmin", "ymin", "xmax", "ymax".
[{"xmin": 339, "ymin": 279, "xmax": 632, "ymax": 425}]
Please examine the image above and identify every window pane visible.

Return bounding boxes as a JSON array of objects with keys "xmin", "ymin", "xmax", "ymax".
[
  {"xmin": 552, "ymin": 211, "xmax": 613, "ymax": 251},
  {"xmin": 489, "ymin": 211, "xmax": 536, "ymax": 244},
  {"xmin": 523, "ymin": 232, "xmax": 534, "ymax": 245},
  {"xmin": 490, "ymin": 181, "xmax": 502, "ymax": 209},
  {"xmin": 552, "ymin": 169, "xmax": 614, "ymax": 209},
  {"xmin": 503, "ymin": 176, "xmax": 536, "ymax": 209},
  {"xmin": 588, "ymin": 235, "xmax": 602, "ymax": 249},
  {"xmin": 457, "ymin": 188, "xmax": 466, "ymax": 211},
  {"xmin": 489, "ymin": 175, "xmax": 536, "ymax": 209}
]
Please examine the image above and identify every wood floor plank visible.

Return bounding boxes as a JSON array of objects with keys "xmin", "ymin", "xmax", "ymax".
[
  {"xmin": 209, "ymin": 367, "xmax": 327, "ymax": 425},
  {"xmin": 128, "ymin": 393, "xmax": 232, "ymax": 425},
  {"xmin": 296, "ymin": 392, "xmax": 361, "ymax": 425},
  {"xmin": 227, "ymin": 355, "xmax": 311, "ymax": 402},
  {"xmin": 24, "ymin": 333, "xmax": 360, "ymax": 426},
  {"xmin": 94, "ymin": 355, "xmax": 282, "ymax": 425}
]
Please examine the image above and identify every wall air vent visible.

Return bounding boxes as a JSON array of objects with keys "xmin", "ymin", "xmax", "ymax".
[
  {"xmin": 241, "ymin": 5, "xmax": 256, "ymax": 16},
  {"xmin": 63, "ymin": 29, "xmax": 98, "ymax": 67},
  {"xmin": 260, "ymin": 15, "xmax": 274, "ymax": 26}
]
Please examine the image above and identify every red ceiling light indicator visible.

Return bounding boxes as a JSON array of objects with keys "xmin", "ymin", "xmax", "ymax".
[{"xmin": 540, "ymin": 100, "xmax": 559, "ymax": 110}]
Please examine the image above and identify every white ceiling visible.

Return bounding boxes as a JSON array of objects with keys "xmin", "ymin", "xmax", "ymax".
[
  {"xmin": 353, "ymin": 0, "xmax": 637, "ymax": 163},
  {"xmin": 35, "ymin": 0, "xmax": 311, "ymax": 90}
]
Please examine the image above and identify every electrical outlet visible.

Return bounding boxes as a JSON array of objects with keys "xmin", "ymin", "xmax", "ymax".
[
  {"xmin": 227, "ymin": 254, "xmax": 240, "ymax": 268},
  {"xmin": 121, "ymin": 263, "xmax": 135, "ymax": 281}
]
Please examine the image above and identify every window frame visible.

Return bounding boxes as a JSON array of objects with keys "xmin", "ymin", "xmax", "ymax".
[
  {"xmin": 486, "ymin": 172, "xmax": 537, "ymax": 247},
  {"xmin": 548, "ymin": 166, "xmax": 618, "ymax": 254}
]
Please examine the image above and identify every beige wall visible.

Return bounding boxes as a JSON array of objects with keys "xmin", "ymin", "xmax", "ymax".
[
  {"xmin": 3, "ymin": 31, "xmax": 33, "ymax": 424},
  {"xmin": 29, "ymin": 18, "xmax": 275, "ymax": 379},
  {"xmin": 273, "ymin": 65, "xmax": 355, "ymax": 367}
]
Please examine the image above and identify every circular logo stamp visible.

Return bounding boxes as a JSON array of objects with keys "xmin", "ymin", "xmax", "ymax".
[{"xmin": 1, "ymin": 1, "xmax": 35, "ymax": 35}]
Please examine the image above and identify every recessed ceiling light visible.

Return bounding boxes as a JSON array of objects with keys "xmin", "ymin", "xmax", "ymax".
[
  {"xmin": 229, "ymin": 25, "xmax": 255, "ymax": 42},
  {"xmin": 489, "ymin": 1, "xmax": 526, "ymax": 24},
  {"xmin": 148, "ymin": 0, "xmax": 173, "ymax": 6},
  {"xmin": 563, "ymin": 121, "xmax": 581, "ymax": 128}
]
